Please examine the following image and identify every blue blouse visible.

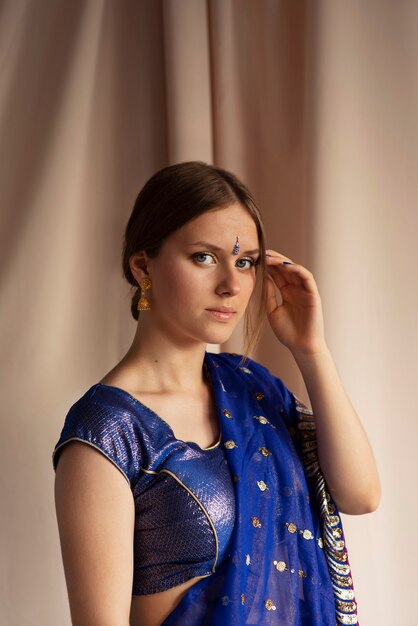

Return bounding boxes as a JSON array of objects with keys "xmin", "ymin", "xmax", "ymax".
[
  {"xmin": 52, "ymin": 373, "xmax": 235, "ymax": 595},
  {"xmin": 53, "ymin": 352, "xmax": 358, "ymax": 625}
]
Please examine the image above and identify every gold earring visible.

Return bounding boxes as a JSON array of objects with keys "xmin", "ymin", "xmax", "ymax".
[{"xmin": 137, "ymin": 277, "xmax": 152, "ymax": 311}]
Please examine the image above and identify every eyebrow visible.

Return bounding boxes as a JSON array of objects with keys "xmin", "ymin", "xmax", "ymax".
[{"xmin": 189, "ymin": 241, "xmax": 260, "ymax": 255}]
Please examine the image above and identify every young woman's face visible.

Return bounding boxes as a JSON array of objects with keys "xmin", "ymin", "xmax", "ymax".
[{"xmin": 143, "ymin": 203, "xmax": 261, "ymax": 347}]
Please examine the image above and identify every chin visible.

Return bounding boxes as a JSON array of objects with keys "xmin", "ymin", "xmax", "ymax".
[
  {"xmin": 199, "ymin": 328, "xmax": 236, "ymax": 346},
  {"xmin": 174, "ymin": 316, "xmax": 241, "ymax": 347}
]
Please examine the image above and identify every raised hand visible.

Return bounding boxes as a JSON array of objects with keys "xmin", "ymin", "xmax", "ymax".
[{"xmin": 264, "ymin": 249, "xmax": 327, "ymax": 357}]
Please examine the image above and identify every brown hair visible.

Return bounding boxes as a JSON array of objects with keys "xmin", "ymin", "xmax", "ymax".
[{"xmin": 122, "ymin": 161, "xmax": 266, "ymax": 356}]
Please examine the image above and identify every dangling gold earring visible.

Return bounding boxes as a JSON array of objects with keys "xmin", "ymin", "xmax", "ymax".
[{"xmin": 137, "ymin": 276, "xmax": 152, "ymax": 311}]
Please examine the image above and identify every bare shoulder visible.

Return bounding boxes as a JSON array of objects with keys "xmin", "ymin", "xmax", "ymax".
[
  {"xmin": 98, "ymin": 359, "xmax": 137, "ymax": 388},
  {"xmin": 55, "ymin": 441, "xmax": 135, "ymax": 624}
]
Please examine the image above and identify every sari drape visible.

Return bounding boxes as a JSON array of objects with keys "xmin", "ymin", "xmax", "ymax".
[{"xmin": 162, "ymin": 352, "xmax": 358, "ymax": 625}]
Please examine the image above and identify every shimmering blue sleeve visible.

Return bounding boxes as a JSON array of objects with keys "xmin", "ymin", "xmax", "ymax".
[{"xmin": 52, "ymin": 386, "xmax": 142, "ymax": 487}]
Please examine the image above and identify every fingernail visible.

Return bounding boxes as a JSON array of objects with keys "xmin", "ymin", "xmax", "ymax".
[{"xmin": 282, "ymin": 261, "xmax": 293, "ymax": 265}]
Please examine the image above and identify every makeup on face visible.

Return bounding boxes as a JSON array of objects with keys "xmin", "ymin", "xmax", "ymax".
[{"xmin": 232, "ymin": 236, "xmax": 240, "ymax": 255}]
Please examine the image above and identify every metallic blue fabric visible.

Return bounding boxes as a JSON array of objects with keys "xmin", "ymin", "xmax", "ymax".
[
  {"xmin": 52, "ymin": 377, "xmax": 236, "ymax": 595},
  {"xmin": 159, "ymin": 353, "xmax": 358, "ymax": 626},
  {"xmin": 52, "ymin": 352, "xmax": 358, "ymax": 624}
]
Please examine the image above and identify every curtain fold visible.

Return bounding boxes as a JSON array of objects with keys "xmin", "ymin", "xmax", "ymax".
[
  {"xmin": 162, "ymin": 0, "xmax": 213, "ymax": 162},
  {"xmin": 1, "ymin": 1, "xmax": 415, "ymax": 624}
]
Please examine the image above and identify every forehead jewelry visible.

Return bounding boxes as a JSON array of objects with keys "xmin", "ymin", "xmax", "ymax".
[{"xmin": 232, "ymin": 235, "xmax": 240, "ymax": 255}]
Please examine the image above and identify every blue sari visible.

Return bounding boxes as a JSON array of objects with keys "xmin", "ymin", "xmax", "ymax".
[{"xmin": 162, "ymin": 352, "xmax": 358, "ymax": 625}]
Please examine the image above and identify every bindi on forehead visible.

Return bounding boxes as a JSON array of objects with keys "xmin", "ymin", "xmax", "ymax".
[{"xmin": 175, "ymin": 205, "xmax": 259, "ymax": 252}]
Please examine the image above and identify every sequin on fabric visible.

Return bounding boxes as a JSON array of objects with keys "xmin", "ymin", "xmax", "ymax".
[
  {"xmin": 52, "ymin": 352, "xmax": 359, "ymax": 626},
  {"xmin": 52, "ymin": 383, "xmax": 236, "ymax": 595},
  {"xmin": 293, "ymin": 394, "xmax": 359, "ymax": 624},
  {"xmin": 154, "ymin": 353, "xmax": 359, "ymax": 626}
]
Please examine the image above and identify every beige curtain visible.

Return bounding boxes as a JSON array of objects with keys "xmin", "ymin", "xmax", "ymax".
[{"xmin": 1, "ymin": 1, "xmax": 416, "ymax": 623}]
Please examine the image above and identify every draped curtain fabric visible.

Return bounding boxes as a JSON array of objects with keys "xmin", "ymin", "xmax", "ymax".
[{"xmin": 1, "ymin": 1, "xmax": 416, "ymax": 624}]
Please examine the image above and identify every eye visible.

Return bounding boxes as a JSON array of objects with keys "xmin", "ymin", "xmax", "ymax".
[
  {"xmin": 235, "ymin": 257, "xmax": 257, "ymax": 270},
  {"xmin": 192, "ymin": 252, "xmax": 216, "ymax": 265}
]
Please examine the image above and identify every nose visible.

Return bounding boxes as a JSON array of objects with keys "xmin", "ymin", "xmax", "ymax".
[{"xmin": 215, "ymin": 265, "xmax": 241, "ymax": 297}]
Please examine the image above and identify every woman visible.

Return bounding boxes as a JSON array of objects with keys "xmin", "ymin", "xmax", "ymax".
[{"xmin": 53, "ymin": 161, "xmax": 380, "ymax": 626}]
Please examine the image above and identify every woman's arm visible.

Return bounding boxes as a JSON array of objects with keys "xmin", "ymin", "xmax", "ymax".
[
  {"xmin": 264, "ymin": 249, "xmax": 381, "ymax": 515},
  {"xmin": 54, "ymin": 441, "xmax": 135, "ymax": 626},
  {"xmin": 293, "ymin": 346, "xmax": 381, "ymax": 514}
]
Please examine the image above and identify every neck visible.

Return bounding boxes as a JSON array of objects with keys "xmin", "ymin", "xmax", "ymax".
[{"xmin": 118, "ymin": 316, "xmax": 209, "ymax": 394}]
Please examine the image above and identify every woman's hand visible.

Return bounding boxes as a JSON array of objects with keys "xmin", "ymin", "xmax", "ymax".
[
  {"xmin": 264, "ymin": 249, "xmax": 327, "ymax": 357},
  {"xmin": 265, "ymin": 249, "xmax": 381, "ymax": 514}
]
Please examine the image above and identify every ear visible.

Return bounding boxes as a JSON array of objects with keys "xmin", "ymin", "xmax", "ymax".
[{"xmin": 129, "ymin": 251, "xmax": 151, "ymax": 285}]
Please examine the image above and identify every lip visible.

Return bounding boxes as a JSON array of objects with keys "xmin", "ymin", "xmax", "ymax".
[
  {"xmin": 206, "ymin": 307, "xmax": 237, "ymax": 322},
  {"xmin": 207, "ymin": 306, "xmax": 237, "ymax": 313}
]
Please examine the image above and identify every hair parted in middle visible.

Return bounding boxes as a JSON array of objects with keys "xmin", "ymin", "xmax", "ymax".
[{"xmin": 122, "ymin": 161, "xmax": 267, "ymax": 356}]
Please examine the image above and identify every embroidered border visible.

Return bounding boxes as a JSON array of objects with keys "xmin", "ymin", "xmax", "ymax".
[{"xmin": 293, "ymin": 395, "xmax": 359, "ymax": 625}]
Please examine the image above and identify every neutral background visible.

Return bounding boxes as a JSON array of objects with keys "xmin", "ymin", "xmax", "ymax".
[{"xmin": 1, "ymin": 1, "xmax": 416, "ymax": 624}]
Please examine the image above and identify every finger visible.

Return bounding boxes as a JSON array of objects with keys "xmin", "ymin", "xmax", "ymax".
[
  {"xmin": 265, "ymin": 249, "xmax": 293, "ymax": 264},
  {"xmin": 266, "ymin": 265, "xmax": 289, "ymax": 289},
  {"xmin": 267, "ymin": 261, "xmax": 317, "ymax": 292},
  {"xmin": 265, "ymin": 249, "xmax": 298, "ymax": 282},
  {"xmin": 265, "ymin": 275, "xmax": 280, "ymax": 316},
  {"xmin": 265, "ymin": 249, "xmax": 319, "ymax": 294},
  {"xmin": 278, "ymin": 264, "xmax": 318, "ymax": 293}
]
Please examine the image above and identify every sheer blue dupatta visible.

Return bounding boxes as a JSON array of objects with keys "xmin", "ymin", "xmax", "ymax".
[{"xmin": 161, "ymin": 352, "xmax": 358, "ymax": 626}]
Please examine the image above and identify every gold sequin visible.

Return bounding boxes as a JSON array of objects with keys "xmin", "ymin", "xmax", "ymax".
[
  {"xmin": 245, "ymin": 554, "xmax": 251, "ymax": 565},
  {"xmin": 336, "ymin": 599, "xmax": 357, "ymax": 612},
  {"xmin": 259, "ymin": 447, "xmax": 271, "ymax": 457},
  {"xmin": 257, "ymin": 480, "xmax": 268, "ymax": 491},
  {"xmin": 328, "ymin": 503, "xmax": 335, "ymax": 514},
  {"xmin": 222, "ymin": 409, "xmax": 232, "ymax": 418},
  {"xmin": 337, "ymin": 615, "xmax": 358, "ymax": 625},
  {"xmin": 299, "ymin": 433, "xmax": 315, "ymax": 442},
  {"xmin": 294, "ymin": 397, "xmax": 314, "ymax": 415},
  {"xmin": 253, "ymin": 415, "xmax": 268, "ymax": 424},
  {"xmin": 264, "ymin": 599, "xmax": 276, "ymax": 611},
  {"xmin": 298, "ymin": 569, "xmax": 307, "ymax": 578},
  {"xmin": 240, "ymin": 367, "xmax": 252, "ymax": 374},
  {"xmin": 333, "ymin": 528, "xmax": 342, "ymax": 539},
  {"xmin": 233, "ymin": 475, "xmax": 240, "ymax": 482},
  {"xmin": 224, "ymin": 440, "xmax": 237, "ymax": 449},
  {"xmin": 255, "ymin": 392, "xmax": 265, "ymax": 401},
  {"xmin": 273, "ymin": 560, "xmax": 288, "ymax": 572},
  {"xmin": 298, "ymin": 422, "xmax": 316, "ymax": 430},
  {"xmin": 317, "ymin": 538, "xmax": 324, "ymax": 548},
  {"xmin": 330, "ymin": 573, "xmax": 353, "ymax": 588},
  {"xmin": 286, "ymin": 522, "xmax": 297, "ymax": 534},
  {"xmin": 251, "ymin": 516, "xmax": 262, "ymax": 528},
  {"xmin": 302, "ymin": 529, "xmax": 314, "ymax": 540},
  {"xmin": 336, "ymin": 589, "xmax": 355, "ymax": 601},
  {"xmin": 240, "ymin": 593, "xmax": 245, "ymax": 605},
  {"xmin": 330, "ymin": 562, "xmax": 351, "ymax": 576}
]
